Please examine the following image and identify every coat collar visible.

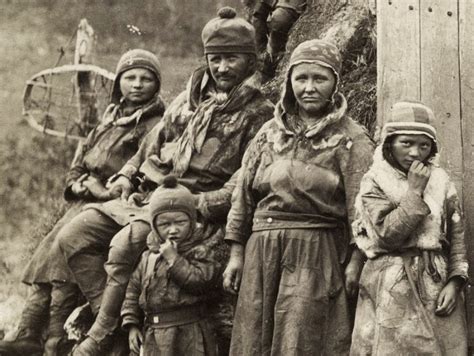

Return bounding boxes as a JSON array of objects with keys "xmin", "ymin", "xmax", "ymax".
[{"xmin": 273, "ymin": 92, "xmax": 348, "ymax": 139}]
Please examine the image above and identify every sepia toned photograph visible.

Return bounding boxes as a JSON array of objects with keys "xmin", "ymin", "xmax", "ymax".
[{"xmin": 0, "ymin": 0, "xmax": 472, "ymax": 355}]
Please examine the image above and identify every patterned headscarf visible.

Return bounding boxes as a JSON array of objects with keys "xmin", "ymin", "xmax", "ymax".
[{"xmin": 281, "ymin": 39, "xmax": 342, "ymax": 115}]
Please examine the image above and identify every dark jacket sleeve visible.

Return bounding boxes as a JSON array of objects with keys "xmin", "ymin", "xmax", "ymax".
[
  {"xmin": 167, "ymin": 246, "xmax": 220, "ymax": 295},
  {"xmin": 196, "ymin": 169, "xmax": 239, "ymax": 222},
  {"xmin": 121, "ymin": 256, "xmax": 145, "ymax": 329},
  {"xmin": 224, "ymin": 131, "xmax": 267, "ymax": 245},
  {"xmin": 64, "ymin": 128, "xmax": 99, "ymax": 201},
  {"xmin": 196, "ymin": 99, "xmax": 273, "ymax": 223},
  {"xmin": 339, "ymin": 130, "xmax": 376, "ymax": 232}
]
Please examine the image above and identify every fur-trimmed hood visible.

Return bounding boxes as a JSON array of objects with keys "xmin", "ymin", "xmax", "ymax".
[{"xmin": 353, "ymin": 145, "xmax": 456, "ymax": 258}]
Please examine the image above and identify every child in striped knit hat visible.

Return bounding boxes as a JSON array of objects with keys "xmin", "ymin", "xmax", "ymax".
[{"xmin": 350, "ymin": 101, "xmax": 468, "ymax": 355}]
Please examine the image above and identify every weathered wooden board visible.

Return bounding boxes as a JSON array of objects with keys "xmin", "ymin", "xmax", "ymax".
[
  {"xmin": 419, "ymin": 0, "xmax": 463, "ymax": 195},
  {"xmin": 459, "ymin": 0, "xmax": 474, "ymax": 346},
  {"xmin": 377, "ymin": 0, "xmax": 474, "ymax": 348},
  {"xmin": 376, "ymin": 0, "xmax": 421, "ymax": 138}
]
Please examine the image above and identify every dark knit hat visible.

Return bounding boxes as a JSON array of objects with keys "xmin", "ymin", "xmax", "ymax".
[
  {"xmin": 111, "ymin": 49, "xmax": 161, "ymax": 103},
  {"xmin": 281, "ymin": 39, "xmax": 342, "ymax": 114},
  {"xmin": 383, "ymin": 100, "xmax": 437, "ymax": 143},
  {"xmin": 149, "ymin": 175, "xmax": 197, "ymax": 237},
  {"xmin": 202, "ymin": 7, "xmax": 256, "ymax": 55}
]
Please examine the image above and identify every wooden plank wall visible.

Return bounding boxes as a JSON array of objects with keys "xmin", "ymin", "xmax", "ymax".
[
  {"xmin": 419, "ymin": 0, "xmax": 463, "ymax": 195},
  {"xmin": 376, "ymin": 0, "xmax": 420, "ymax": 138},
  {"xmin": 459, "ymin": 0, "xmax": 474, "ymax": 348},
  {"xmin": 377, "ymin": 0, "xmax": 474, "ymax": 346}
]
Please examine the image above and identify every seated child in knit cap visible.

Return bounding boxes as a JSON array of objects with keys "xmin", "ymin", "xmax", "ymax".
[
  {"xmin": 121, "ymin": 175, "xmax": 220, "ymax": 356},
  {"xmin": 350, "ymin": 101, "xmax": 469, "ymax": 355}
]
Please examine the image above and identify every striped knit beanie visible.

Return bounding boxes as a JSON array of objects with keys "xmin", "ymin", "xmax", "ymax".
[
  {"xmin": 383, "ymin": 101, "xmax": 437, "ymax": 142},
  {"xmin": 111, "ymin": 49, "xmax": 161, "ymax": 103},
  {"xmin": 202, "ymin": 7, "xmax": 256, "ymax": 55}
]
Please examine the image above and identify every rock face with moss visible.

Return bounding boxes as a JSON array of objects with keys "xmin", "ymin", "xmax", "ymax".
[{"xmin": 255, "ymin": 0, "xmax": 377, "ymax": 134}]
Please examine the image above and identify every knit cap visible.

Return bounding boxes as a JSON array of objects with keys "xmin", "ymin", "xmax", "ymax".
[
  {"xmin": 111, "ymin": 49, "xmax": 162, "ymax": 103},
  {"xmin": 202, "ymin": 7, "xmax": 256, "ymax": 55},
  {"xmin": 382, "ymin": 100, "xmax": 437, "ymax": 142},
  {"xmin": 281, "ymin": 39, "xmax": 342, "ymax": 113},
  {"xmin": 149, "ymin": 175, "xmax": 197, "ymax": 239}
]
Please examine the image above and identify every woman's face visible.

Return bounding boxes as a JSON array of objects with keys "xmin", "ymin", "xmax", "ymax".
[
  {"xmin": 119, "ymin": 68, "xmax": 158, "ymax": 105},
  {"xmin": 154, "ymin": 211, "xmax": 192, "ymax": 243},
  {"xmin": 207, "ymin": 53, "xmax": 254, "ymax": 93},
  {"xmin": 391, "ymin": 134, "xmax": 433, "ymax": 170},
  {"xmin": 290, "ymin": 62, "xmax": 336, "ymax": 118}
]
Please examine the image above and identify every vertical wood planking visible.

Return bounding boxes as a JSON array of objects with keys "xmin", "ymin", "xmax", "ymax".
[
  {"xmin": 376, "ymin": 0, "xmax": 421, "ymax": 139},
  {"xmin": 420, "ymin": 0, "xmax": 463, "ymax": 195},
  {"xmin": 459, "ymin": 0, "xmax": 474, "ymax": 347}
]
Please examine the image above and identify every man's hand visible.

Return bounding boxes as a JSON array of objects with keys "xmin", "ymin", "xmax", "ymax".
[
  {"xmin": 82, "ymin": 176, "xmax": 109, "ymax": 200},
  {"xmin": 108, "ymin": 175, "xmax": 134, "ymax": 201},
  {"xmin": 407, "ymin": 160, "xmax": 431, "ymax": 196},
  {"xmin": 128, "ymin": 325, "xmax": 143, "ymax": 354},
  {"xmin": 71, "ymin": 174, "xmax": 89, "ymax": 197}
]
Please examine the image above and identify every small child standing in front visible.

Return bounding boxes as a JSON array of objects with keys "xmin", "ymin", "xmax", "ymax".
[
  {"xmin": 350, "ymin": 101, "xmax": 468, "ymax": 355},
  {"xmin": 121, "ymin": 176, "xmax": 219, "ymax": 356}
]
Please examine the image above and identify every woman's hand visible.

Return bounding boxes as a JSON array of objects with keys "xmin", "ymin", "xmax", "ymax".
[
  {"xmin": 435, "ymin": 277, "xmax": 463, "ymax": 317},
  {"xmin": 344, "ymin": 248, "xmax": 365, "ymax": 297},
  {"xmin": 108, "ymin": 175, "xmax": 134, "ymax": 201},
  {"xmin": 128, "ymin": 325, "xmax": 143, "ymax": 354},
  {"xmin": 223, "ymin": 243, "xmax": 244, "ymax": 294},
  {"xmin": 407, "ymin": 160, "xmax": 431, "ymax": 196}
]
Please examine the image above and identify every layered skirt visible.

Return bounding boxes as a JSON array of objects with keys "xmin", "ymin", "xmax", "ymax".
[{"xmin": 230, "ymin": 228, "xmax": 352, "ymax": 356}]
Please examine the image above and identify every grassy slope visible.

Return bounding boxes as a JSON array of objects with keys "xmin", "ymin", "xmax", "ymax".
[{"xmin": 0, "ymin": 4, "xmax": 200, "ymax": 334}]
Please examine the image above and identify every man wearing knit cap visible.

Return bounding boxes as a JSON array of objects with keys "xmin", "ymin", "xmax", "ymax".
[{"xmin": 57, "ymin": 7, "xmax": 274, "ymax": 356}]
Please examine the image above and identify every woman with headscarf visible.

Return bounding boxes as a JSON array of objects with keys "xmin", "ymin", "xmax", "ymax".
[
  {"xmin": 0, "ymin": 49, "xmax": 165, "ymax": 356},
  {"xmin": 222, "ymin": 39, "xmax": 374, "ymax": 355}
]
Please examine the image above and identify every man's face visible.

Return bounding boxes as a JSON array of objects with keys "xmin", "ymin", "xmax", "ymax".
[{"xmin": 207, "ymin": 53, "xmax": 253, "ymax": 92}]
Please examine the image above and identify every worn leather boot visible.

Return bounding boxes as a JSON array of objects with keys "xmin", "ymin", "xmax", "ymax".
[
  {"xmin": 44, "ymin": 336, "xmax": 75, "ymax": 356},
  {"xmin": 71, "ymin": 311, "xmax": 117, "ymax": 356},
  {"xmin": 71, "ymin": 336, "xmax": 101, "ymax": 356},
  {"xmin": 0, "ymin": 328, "xmax": 42, "ymax": 356}
]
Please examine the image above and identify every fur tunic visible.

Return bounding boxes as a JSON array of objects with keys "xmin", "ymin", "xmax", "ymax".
[{"xmin": 351, "ymin": 147, "xmax": 469, "ymax": 356}]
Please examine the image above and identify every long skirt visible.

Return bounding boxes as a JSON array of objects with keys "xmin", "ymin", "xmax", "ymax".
[
  {"xmin": 350, "ymin": 254, "xmax": 468, "ymax": 356},
  {"xmin": 230, "ymin": 228, "xmax": 352, "ymax": 356},
  {"xmin": 22, "ymin": 201, "xmax": 85, "ymax": 284}
]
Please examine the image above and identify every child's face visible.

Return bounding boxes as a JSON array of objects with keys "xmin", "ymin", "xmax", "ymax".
[
  {"xmin": 391, "ymin": 134, "xmax": 433, "ymax": 171},
  {"xmin": 119, "ymin": 68, "xmax": 158, "ymax": 105},
  {"xmin": 154, "ymin": 211, "xmax": 192, "ymax": 243}
]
